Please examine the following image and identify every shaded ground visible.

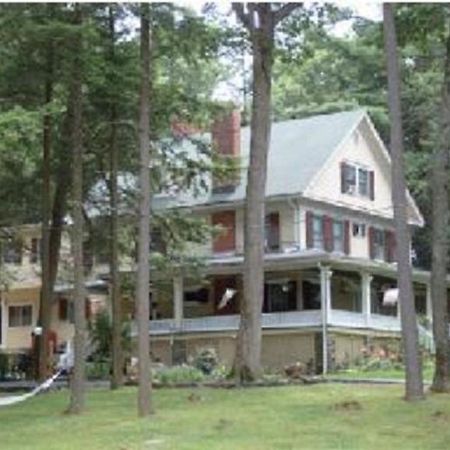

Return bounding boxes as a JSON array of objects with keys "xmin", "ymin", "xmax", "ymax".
[{"xmin": 0, "ymin": 384, "xmax": 449, "ymax": 449}]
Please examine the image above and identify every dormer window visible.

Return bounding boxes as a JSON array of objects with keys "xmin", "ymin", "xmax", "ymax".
[{"xmin": 341, "ymin": 162, "xmax": 374, "ymax": 200}]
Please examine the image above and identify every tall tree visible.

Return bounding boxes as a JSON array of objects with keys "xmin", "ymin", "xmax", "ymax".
[
  {"xmin": 37, "ymin": 4, "xmax": 55, "ymax": 381},
  {"xmin": 67, "ymin": 4, "xmax": 86, "ymax": 414},
  {"xmin": 430, "ymin": 11, "xmax": 450, "ymax": 393},
  {"xmin": 232, "ymin": 3, "xmax": 300, "ymax": 382},
  {"xmin": 383, "ymin": 3, "xmax": 424, "ymax": 401},
  {"xmin": 107, "ymin": 5, "xmax": 123, "ymax": 391},
  {"xmin": 136, "ymin": 3, "xmax": 153, "ymax": 416}
]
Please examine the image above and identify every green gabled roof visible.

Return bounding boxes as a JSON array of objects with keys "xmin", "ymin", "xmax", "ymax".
[{"xmin": 155, "ymin": 109, "xmax": 366, "ymax": 209}]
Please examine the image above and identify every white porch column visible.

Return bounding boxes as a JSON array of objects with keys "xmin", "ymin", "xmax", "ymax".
[
  {"xmin": 173, "ymin": 275, "xmax": 184, "ymax": 330},
  {"xmin": 361, "ymin": 272, "xmax": 373, "ymax": 327},
  {"xmin": 425, "ymin": 282, "xmax": 432, "ymax": 323},
  {"xmin": 320, "ymin": 266, "xmax": 332, "ymax": 374}
]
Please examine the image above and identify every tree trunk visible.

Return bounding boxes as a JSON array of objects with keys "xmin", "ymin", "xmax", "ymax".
[
  {"xmin": 136, "ymin": 3, "xmax": 152, "ymax": 416},
  {"xmin": 234, "ymin": 4, "xmax": 274, "ymax": 383},
  {"xmin": 108, "ymin": 5, "xmax": 123, "ymax": 391},
  {"xmin": 38, "ymin": 26, "xmax": 54, "ymax": 381},
  {"xmin": 67, "ymin": 5, "xmax": 86, "ymax": 414},
  {"xmin": 383, "ymin": 3, "xmax": 424, "ymax": 401},
  {"xmin": 430, "ymin": 26, "xmax": 450, "ymax": 393}
]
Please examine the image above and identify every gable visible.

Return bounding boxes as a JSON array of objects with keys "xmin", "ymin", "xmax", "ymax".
[{"xmin": 303, "ymin": 114, "xmax": 423, "ymax": 226}]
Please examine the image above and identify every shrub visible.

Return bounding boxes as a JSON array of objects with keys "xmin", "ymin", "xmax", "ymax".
[
  {"xmin": 193, "ymin": 348, "xmax": 218, "ymax": 375},
  {"xmin": 153, "ymin": 364, "xmax": 205, "ymax": 384}
]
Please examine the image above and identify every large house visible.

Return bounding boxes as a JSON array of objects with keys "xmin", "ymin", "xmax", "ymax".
[
  {"xmin": 147, "ymin": 109, "xmax": 436, "ymax": 373},
  {"xmin": 0, "ymin": 109, "xmax": 438, "ymax": 374}
]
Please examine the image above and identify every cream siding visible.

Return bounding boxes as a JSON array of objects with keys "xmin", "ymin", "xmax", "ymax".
[{"xmin": 303, "ymin": 119, "xmax": 422, "ymax": 225}]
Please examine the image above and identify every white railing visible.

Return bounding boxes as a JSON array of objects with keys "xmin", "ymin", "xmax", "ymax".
[
  {"xmin": 329, "ymin": 309, "xmax": 401, "ymax": 332},
  {"xmin": 148, "ymin": 309, "xmax": 421, "ymax": 336},
  {"xmin": 149, "ymin": 310, "xmax": 322, "ymax": 335}
]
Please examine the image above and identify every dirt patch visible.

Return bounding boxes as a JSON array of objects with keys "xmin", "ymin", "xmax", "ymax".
[{"xmin": 333, "ymin": 400, "xmax": 363, "ymax": 411}]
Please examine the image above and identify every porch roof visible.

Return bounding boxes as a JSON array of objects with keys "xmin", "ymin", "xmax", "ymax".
[{"xmin": 205, "ymin": 250, "xmax": 435, "ymax": 284}]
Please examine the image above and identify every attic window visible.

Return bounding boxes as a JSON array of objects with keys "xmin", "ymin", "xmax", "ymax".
[{"xmin": 341, "ymin": 162, "xmax": 374, "ymax": 200}]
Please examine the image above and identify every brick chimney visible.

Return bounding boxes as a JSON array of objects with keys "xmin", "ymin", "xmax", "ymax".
[
  {"xmin": 212, "ymin": 109, "xmax": 241, "ymax": 157},
  {"xmin": 211, "ymin": 109, "xmax": 241, "ymax": 193}
]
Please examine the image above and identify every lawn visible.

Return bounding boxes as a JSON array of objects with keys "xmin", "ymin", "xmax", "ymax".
[
  {"xmin": 328, "ymin": 365, "xmax": 434, "ymax": 382},
  {"xmin": 1, "ymin": 384, "xmax": 450, "ymax": 450}
]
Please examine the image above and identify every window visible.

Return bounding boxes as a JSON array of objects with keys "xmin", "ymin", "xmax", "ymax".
[
  {"xmin": 358, "ymin": 168, "xmax": 369, "ymax": 196},
  {"xmin": 333, "ymin": 220, "xmax": 345, "ymax": 253},
  {"xmin": 184, "ymin": 288, "xmax": 209, "ymax": 303},
  {"xmin": 1, "ymin": 239, "xmax": 22, "ymax": 265},
  {"xmin": 9, "ymin": 305, "xmax": 32, "ymax": 327},
  {"xmin": 265, "ymin": 212, "xmax": 280, "ymax": 252},
  {"xmin": 264, "ymin": 281, "xmax": 297, "ymax": 313},
  {"xmin": 312, "ymin": 215, "xmax": 324, "ymax": 249},
  {"xmin": 352, "ymin": 223, "xmax": 366, "ymax": 237},
  {"xmin": 212, "ymin": 210, "xmax": 236, "ymax": 253},
  {"xmin": 31, "ymin": 238, "xmax": 41, "ymax": 264},
  {"xmin": 341, "ymin": 163, "xmax": 356, "ymax": 194},
  {"xmin": 341, "ymin": 162, "xmax": 374, "ymax": 199},
  {"xmin": 372, "ymin": 228, "xmax": 385, "ymax": 260}
]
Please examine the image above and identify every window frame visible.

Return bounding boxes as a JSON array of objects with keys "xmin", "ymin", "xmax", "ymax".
[
  {"xmin": 372, "ymin": 228, "xmax": 385, "ymax": 261},
  {"xmin": 8, "ymin": 305, "xmax": 33, "ymax": 328},
  {"xmin": 332, "ymin": 220, "xmax": 345, "ymax": 253},
  {"xmin": 312, "ymin": 215, "xmax": 324, "ymax": 250},
  {"xmin": 342, "ymin": 162, "xmax": 372, "ymax": 199}
]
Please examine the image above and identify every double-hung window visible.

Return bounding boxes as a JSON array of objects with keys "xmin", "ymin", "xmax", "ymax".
[
  {"xmin": 341, "ymin": 162, "xmax": 374, "ymax": 199},
  {"xmin": 312, "ymin": 215, "xmax": 323, "ymax": 249},
  {"xmin": 9, "ymin": 305, "xmax": 32, "ymax": 327},
  {"xmin": 332, "ymin": 220, "xmax": 345, "ymax": 253}
]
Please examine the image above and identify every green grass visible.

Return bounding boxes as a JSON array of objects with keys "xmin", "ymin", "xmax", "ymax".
[
  {"xmin": 1, "ymin": 384, "xmax": 450, "ymax": 449},
  {"xmin": 329, "ymin": 366, "xmax": 434, "ymax": 382}
]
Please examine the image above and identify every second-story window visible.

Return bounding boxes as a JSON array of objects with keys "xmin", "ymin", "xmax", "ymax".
[
  {"xmin": 212, "ymin": 210, "xmax": 236, "ymax": 254},
  {"xmin": 8, "ymin": 305, "xmax": 32, "ymax": 327},
  {"xmin": 265, "ymin": 212, "xmax": 280, "ymax": 252},
  {"xmin": 30, "ymin": 238, "xmax": 41, "ymax": 264},
  {"xmin": 1, "ymin": 238, "xmax": 22, "ymax": 265},
  {"xmin": 333, "ymin": 220, "xmax": 345, "ymax": 253},
  {"xmin": 371, "ymin": 228, "xmax": 385, "ymax": 260},
  {"xmin": 341, "ymin": 162, "xmax": 374, "ymax": 200},
  {"xmin": 312, "ymin": 215, "xmax": 324, "ymax": 249}
]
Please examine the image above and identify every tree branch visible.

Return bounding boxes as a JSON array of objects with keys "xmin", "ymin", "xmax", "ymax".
[
  {"xmin": 232, "ymin": 2, "xmax": 252, "ymax": 30},
  {"xmin": 273, "ymin": 2, "xmax": 302, "ymax": 25}
]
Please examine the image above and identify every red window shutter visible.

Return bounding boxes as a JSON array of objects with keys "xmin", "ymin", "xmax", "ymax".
[
  {"xmin": 368, "ymin": 226, "xmax": 375, "ymax": 259},
  {"xmin": 266, "ymin": 212, "xmax": 280, "ymax": 250},
  {"xmin": 340, "ymin": 162, "xmax": 347, "ymax": 194},
  {"xmin": 323, "ymin": 215, "xmax": 333, "ymax": 252},
  {"xmin": 344, "ymin": 220, "xmax": 350, "ymax": 255},
  {"xmin": 306, "ymin": 211, "xmax": 313, "ymax": 248},
  {"xmin": 212, "ymin": 210, "xmax": 236, "ymax": 253},
  {"xmin": 384, "ymin": 230, "xmax": 396, "ymax": 262},
  {"xmin": 369, "ymin": 171, "xmax": 375, "ymax": 200}
]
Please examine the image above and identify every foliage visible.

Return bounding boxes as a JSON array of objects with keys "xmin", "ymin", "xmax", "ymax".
[
  {"xmin": 191, "ymin": 347, "xmax": 219, "ymax": 375},
  {"xmin": 88, "ymin": 310, "xmax": 131, "ymax": 362},
  {"xmin": 153, "ymin": 364, "xmax": 206, "ymax": 384}
]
